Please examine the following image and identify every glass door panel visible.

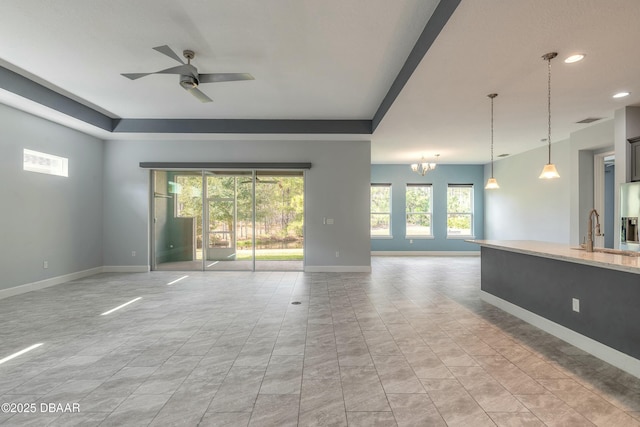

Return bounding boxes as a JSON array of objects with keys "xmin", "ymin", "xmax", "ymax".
[
  {"xmin": 205, "ymin": 171, "xmax": 253, "ymax": 270},
  {"xmin": 254, "ymin": 171, "xmax": 304, "ymax": 271},
  {"xmin": 153, "ymin": 171, "xmax": 204, "ymax": 271}
]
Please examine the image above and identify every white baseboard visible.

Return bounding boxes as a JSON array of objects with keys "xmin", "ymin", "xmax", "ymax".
[
  {"xmin": 304, "ymin": 265, "xmax": 371, "ymax": 273},
  {"xmin": 102, "ymin": 265, "xmax": 150, "ymax": 273},
  {"xmin": 372, "ymin": 251, "xmax": 480, "ymax": 256},
  {"xmin": 480, "ymin": 290, "xmax": 640, "ymax": 378},
  {"xmin": 0, "ymin": 267, "xmax": 103, "ymax": 301}
]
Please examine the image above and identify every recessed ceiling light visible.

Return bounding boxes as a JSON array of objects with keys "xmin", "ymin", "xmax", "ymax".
[
  {"xmin": 613, "ymin": 92, "xmax": 630, "ymax": 98},
  {"xmin": 564, "ymin": 54, "xmax": 585, "ymax": 63}
]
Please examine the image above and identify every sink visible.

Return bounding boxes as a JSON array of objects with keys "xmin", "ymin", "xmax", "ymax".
[{"xmin": 571, "ymin": 247, "xmax": 640, "ymax": 257}]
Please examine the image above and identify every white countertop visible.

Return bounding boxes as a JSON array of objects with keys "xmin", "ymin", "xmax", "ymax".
[{"xmin": 468, "ymin": 240, "xmax": 640, "ymax": 275}]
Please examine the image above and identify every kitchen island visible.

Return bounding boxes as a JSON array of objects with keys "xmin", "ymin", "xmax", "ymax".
[{"xmin": 468, "ymin": 240, "xmax": 640, "ymax": 377}]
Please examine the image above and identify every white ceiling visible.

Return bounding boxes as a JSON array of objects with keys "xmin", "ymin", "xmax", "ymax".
[{"xmin": 1, "ymin": 0, "xmax": 639, "ymax": 164}]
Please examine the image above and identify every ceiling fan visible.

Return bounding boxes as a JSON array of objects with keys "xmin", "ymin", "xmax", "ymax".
[{"xmin": 121, "ymin": 45, "xmax": 254, "ymax": 103}]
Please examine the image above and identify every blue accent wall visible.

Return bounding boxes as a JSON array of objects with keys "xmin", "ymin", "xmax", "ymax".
[{"xmin": 371, "ymin": 164, "xmax": 484, "ymax": 252}]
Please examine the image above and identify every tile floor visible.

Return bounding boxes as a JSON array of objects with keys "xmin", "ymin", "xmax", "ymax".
[{"xmin": 0, "ymin": 256, "xmax": 639, "ymax": 426}]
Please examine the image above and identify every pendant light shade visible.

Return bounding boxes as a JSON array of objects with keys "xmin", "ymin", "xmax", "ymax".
[
  {"xmin": 485, "ymin": 93, "xmax": 500, "ymax": 189},
  {"xmin": 539, "ymin": 163, "xmax": 560, "ymax": 179},
  {"xmin": 485, "ymin": 177, "xmax": 500, "ymax": 189},
  {"xmin": 539, "ymin": 52, "xmax": 560, "ymax": 179}
]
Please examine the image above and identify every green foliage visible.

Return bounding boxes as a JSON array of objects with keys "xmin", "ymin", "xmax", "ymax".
[
  {"xmin": 172, "ymin": 173, "xmax": 304, "ymax": 249},
  {"xmin": 406, "ymin": 186, "xmax": 431, "ymax": 213},
  {"xmin": 371, "ymin": 186, "xmax": 390, "ymax": 212}
]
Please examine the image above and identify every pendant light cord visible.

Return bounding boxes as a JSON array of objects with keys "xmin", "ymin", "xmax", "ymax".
[
  {"xmin": 547, "ymin": 55, "xmax": 552, "ymax": 164},
  {"xmin": 488, "ymin": 93, "xmax": 497, "ymax": 178},
  {"xmin": 490, "ymin": 95, "xmax": 495, "ymax": 177}
]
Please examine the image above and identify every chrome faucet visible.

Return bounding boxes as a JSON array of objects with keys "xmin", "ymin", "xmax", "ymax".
[{"xmin": 586, "ymin": 208, "xmax": 602, "ymax": 252}]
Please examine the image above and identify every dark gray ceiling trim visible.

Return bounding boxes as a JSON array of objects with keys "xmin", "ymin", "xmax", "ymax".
[
  {"xmin": 140, "ymin": 162, "xmax": 311, "ymax": 169},
  {"xmin": 114, "ymin": 119, "xmax": 371, "ymax": 134},
  {"xmin": 371, "ymin": 0, "xmax": 462, "ymax": 132},
  {"xmin": 1, "ymin": 1, "xmax": 457, "ymax": 136},
  {"xmin": 0, "ymin": 66, "xmax": 114, "ymax": 131}
]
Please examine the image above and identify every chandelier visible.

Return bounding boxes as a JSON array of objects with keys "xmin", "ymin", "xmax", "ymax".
[{"xmin": 411, "ymin": 154, "xmax": 439, "ymax": 176}]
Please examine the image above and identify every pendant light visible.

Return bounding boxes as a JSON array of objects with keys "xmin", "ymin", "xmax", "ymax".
[
  {"xmin": 539, "ymin": 52, "xmax": 560, "ymax": 179},
  {"xmin": 485, "ymin": 93, "xmax": 499, "ymax": 189}
]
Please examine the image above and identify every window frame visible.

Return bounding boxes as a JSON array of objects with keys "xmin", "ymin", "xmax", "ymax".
[
  {"xmin": 446, "ymin": 184, "xmax": 474, "ymax": 239},
  {"xmin": 405, "ymin": 183, "xmax": 434, "ymax": 239},
  {"xmin": 370, "ymin": 183, "xmax": 392, "ymax": 239},
  {"xmin": 23, "ymin": 149, "xmax": 68, "ymax": 177}
]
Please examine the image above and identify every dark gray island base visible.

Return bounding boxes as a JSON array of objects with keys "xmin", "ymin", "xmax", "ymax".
[{"xmin": 470, "ymin": 240, "xmax": 640, "ymax": 378}]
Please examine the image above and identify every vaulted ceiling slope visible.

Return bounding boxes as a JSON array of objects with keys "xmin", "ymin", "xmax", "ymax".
[{"xmin": 0, "ymin": 1, "xmax": 639, "ymax": 164}]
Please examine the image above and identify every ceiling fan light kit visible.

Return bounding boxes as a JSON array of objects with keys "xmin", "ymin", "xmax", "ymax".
[{"xmin": 122, "ymin": 45, "xmax": 254, "ymax": 103}]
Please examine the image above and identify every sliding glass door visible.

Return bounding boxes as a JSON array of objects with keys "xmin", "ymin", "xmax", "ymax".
[{"xmin": 151, "ymin": 169, "xmax": 303, "ymax": 271}]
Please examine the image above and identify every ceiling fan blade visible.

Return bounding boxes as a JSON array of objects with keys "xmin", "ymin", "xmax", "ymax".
[
  {"xmin": 121, "ymin": 65, "xmax": 194, "ymax": 81},
  {"xmin": 153, "ymin": 45, "xmax": 185, "ymax": 64},
  {"xmin": 198, "ymin": 73, "xmax": 255, "ymax": 84},
  {"xmin": 154, "ymin": 65, "xmax": 194, "ymax": 76},
  {"xmin": 121, "ymin": 72, "xmax": 153, "ymax": 80},
  {"xmin": 187, "ymin": 87, "xmax": 213, "ymax": 103}
]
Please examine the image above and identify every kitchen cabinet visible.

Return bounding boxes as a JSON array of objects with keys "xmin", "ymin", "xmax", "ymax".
[{"xmin": 630, "ymin": 136, "xmax": 640, "ymax": 182}]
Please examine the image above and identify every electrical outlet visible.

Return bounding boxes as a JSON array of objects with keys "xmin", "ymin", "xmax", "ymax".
[
  {"xmin": 410, "ymin": 239, "xmax": 414, "ymax": 244},
  {"xmin": 43, "ymin": 261, "xmax": 48, "ymax": 269},
  {"xmin": 335, "ymin": 251, "xmax": 340, "ymax": 258},
  {"xmin": 572, "ymin": 298, "xmax": 580, "ymax": 312},
  {"xmin": 131, "ymin": 251, "xmax": 136, "ymax": 257}
]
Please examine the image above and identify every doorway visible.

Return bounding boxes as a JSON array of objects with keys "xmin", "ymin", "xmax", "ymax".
[
  {"xmin": 594, "ymin": 151, "xmax": 615, "ymax": 249},
  {"xmin": 151, "ymin": 169, "xmax": 304, "ymax": 271}
]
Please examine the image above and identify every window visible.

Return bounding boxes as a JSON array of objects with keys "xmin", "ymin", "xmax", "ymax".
[
  {"xmin": 23, "ymin": 149, "xmax": 68, "ymax": 177},
  {"xmin": 447, "ymin": 184, "xmax": 474, "ymax": 237},
  {"xmin": 371, "ymin": 184, "xmax": 391, "ymax": 237},
  {"xmin": 406, "ymin": 184, "xmax": 432, "ymax": 237}
]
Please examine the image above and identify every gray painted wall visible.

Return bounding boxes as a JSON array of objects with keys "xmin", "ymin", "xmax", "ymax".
[
  {"xmin": 484, "ymin": 139, "xmax": 571, "ymax": 243},
  {"xmin": 0, "ymin": 104, "xmax": 104, "ymax": 290},
  {"xmin": 485, "ymin": 120, "xmax": 616, "ymax": 245},
  {"xmin": 569, "ymin": 120, "xmax": 614, "ymax": 246},
  {"xmin": 103, "ymin": 139, "xmax": 371, "ymax": 270}
]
